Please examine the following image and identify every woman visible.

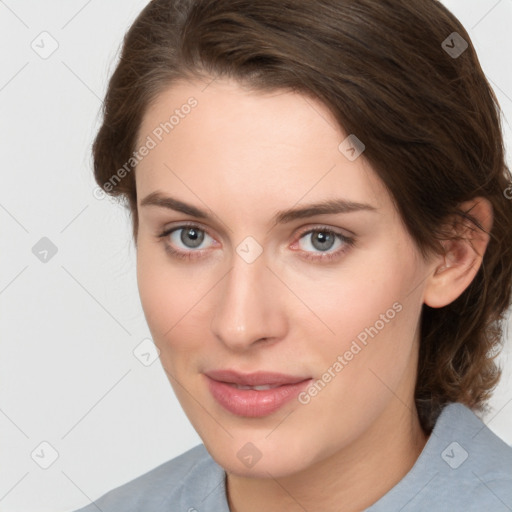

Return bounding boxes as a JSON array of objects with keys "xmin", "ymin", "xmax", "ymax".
[{"xmin": 75, "ymin": 0, "xmax": 512, "ymax": 510}]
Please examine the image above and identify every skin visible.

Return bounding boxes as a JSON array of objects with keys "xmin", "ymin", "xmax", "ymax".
[{"xmin": 134, "ymin": 77, "xmax": 492, "ymax": 512}]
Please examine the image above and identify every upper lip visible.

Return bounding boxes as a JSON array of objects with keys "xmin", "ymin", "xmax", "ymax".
[{"xmin": 205, "ymin": 369, "xmax": 311, "ymax": 386}]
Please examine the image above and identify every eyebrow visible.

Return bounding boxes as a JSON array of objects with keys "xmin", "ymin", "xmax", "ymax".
[{"xmin": 140, "ymin": 191, "xmax": 377, "ymax": 224}]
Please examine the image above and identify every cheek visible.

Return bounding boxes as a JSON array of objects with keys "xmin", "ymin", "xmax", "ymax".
[
  {"xmin": 288, "ymin": 255, "xmax": 424, "ymax": 454},
  {"xmin": 136, "ymin": 244, "xmax": 186, "ymax": 346},
  {"xmin": 292, "ymin": 243, "xmax": 419, "ymax": 350},
  {"xmin": 295, "ymin": 236, "xmax": 426, "ymax": 408},
  {"xmin": 136, "ymin": 241, "xmax": 215, "ymax": 365}
]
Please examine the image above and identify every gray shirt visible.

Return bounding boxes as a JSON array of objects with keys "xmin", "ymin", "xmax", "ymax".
[{"xmin": 72, "ymin": 402, "xmax": 512, "ymax": 511}]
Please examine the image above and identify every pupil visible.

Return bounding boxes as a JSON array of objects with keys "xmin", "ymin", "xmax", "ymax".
[{"xmin": 181, "ymin": 228, "xmax": 204, "ymax": 248}]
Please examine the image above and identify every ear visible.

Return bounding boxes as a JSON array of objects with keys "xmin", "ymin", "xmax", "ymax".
[{"xmin": 423, "ymin": 197, "xmax": 493, "ymax": 308}]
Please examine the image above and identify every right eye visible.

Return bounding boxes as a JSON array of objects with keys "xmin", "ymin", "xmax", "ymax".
[{"xmin": 157, "ymin": 223, "xmax": 217, "ymax": 260}]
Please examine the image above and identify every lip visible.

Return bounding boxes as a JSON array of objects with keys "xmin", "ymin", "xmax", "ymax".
[
  {"xmin": 205, "ymin": 369, "xmax": 310, "ymax": 386},
  {"xmin": 204, "ymin": 370, "xmax": 312, "ymax": 417}
]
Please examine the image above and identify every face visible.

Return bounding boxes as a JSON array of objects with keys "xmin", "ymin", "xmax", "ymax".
[{"xmin": 135, "ymin": 77, "xmax": 433, "ymax": 478}]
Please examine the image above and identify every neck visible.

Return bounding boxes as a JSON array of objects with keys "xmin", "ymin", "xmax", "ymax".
[{"xmin": 226, "ymin": 400, "xmax": 429, "ymax": 512}]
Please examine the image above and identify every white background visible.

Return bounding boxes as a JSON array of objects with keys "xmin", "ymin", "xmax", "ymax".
[{"xmin": 1, "ymin": 1, "xmax": 511, "ymax": 511}]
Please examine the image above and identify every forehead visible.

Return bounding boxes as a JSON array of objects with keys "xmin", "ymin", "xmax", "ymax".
[{"xmin": 135, "ymin": 78, "xmax": 390, "ymax": 217}]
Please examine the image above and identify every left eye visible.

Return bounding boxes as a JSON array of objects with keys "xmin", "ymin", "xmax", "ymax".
[{"xmin": 297, "ymin": 229, "xmax": 343, "ymax": 253}]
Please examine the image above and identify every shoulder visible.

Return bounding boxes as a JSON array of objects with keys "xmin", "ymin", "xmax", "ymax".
[
  {"xmin": 436, "ymin": 402, "xmax": 512, "ymax": 477},
  {"xmin": 368, "ymin": 402, "xmax": 512, "ymax": 512},
  {"xmin": 438, "ymin": 402, "xmax": 512, "ymax": 507},
  {"xmin": 71, "ymin": 443, "xmax": 228, "ymax": 512}
]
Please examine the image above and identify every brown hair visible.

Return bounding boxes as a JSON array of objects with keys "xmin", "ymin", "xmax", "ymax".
[{"xmin": 92, "ymin": 0, "xmax": 512, "ymax": 432}]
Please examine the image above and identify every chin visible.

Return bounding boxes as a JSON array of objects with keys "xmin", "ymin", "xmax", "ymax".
[{"xmin": 203, "ymin": 433, "xmax": 320, "ymax": 479}]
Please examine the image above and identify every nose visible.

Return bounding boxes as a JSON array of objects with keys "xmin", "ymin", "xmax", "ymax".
[{"xmin": 209, "ymin": 249, "xmax": 288, "ymax": 351}]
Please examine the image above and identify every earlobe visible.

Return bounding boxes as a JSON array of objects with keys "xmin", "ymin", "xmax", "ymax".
[{"xmin": 423, "ymin": 197, "xmax": 493, "ymax": 309}]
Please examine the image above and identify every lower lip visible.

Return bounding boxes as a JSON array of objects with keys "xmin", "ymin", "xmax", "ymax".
[{"xmin": 205, "ymin": 376, "xmax": 312, "ymax": 417}]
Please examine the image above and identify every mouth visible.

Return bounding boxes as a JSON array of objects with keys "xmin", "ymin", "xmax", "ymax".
[
  {"xmin": 204, "ymin": 369, "xmax": 312, "ymax": 417},
  {"xmin": 205, "ymin": 369, "xmax": 311, "ymax": 387},
  {"xmin": 224, "ymin": 383, "xmax": 282, "ymax": 390}
]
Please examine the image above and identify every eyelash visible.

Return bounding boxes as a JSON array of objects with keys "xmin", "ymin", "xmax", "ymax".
[{"xmin": 156, "ymin": 222, "xmax": 356, "ymax": 263}]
